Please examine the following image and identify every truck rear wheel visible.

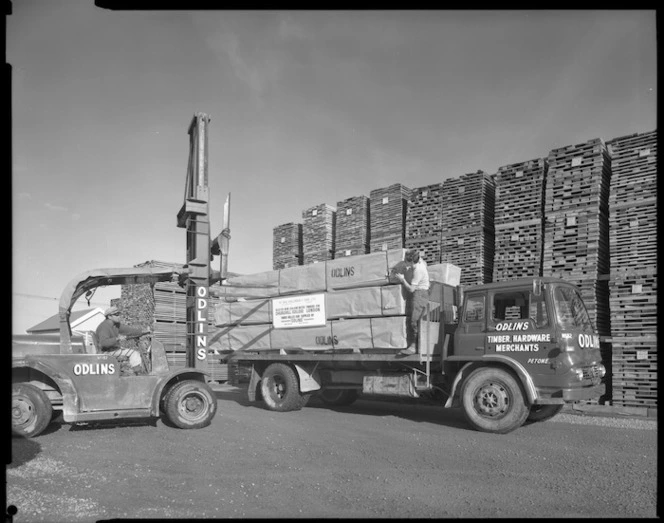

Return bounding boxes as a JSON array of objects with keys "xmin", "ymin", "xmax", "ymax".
[
  {"xmin": 460, "ymin": 367, "xmax": 529, "ymax": 434},
  {"xmin": 318, "ymin": 389, "xmax": 359, "ymax": 407},
  {"xmin": 12, "ymin": 383, "xmax": 53, "ymax": 438},
  {"xmin": 164, "ymin": 380, "xmax": 217, "ymax": 429},
  {"xmin": 260, "ymin": 363, "xmax": 307, "ymax": 412},
  {"xmin": 527, "ymin": 404, "xmax": 563, "ymax": 423}
]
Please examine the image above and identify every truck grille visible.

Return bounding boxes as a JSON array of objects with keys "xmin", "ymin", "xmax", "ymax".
[{"xmin": 582, "ymin": 365, "xmax": 602, "ymax": 382}]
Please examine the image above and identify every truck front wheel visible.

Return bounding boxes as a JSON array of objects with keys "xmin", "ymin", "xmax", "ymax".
[
  {"xmin": 12, "ymin": 383, "xmax": 53, "ymax": 438},
  {"xmin": 164, "ymin": 380, "xmax": 217, "ymax": 429},
  {"xmin": 527, "ymin": 404, "xmax": 564, "ymax": 423},
  {"xmin": 260, "ymin": 363, "xmax": 308, "ymax": 412},
  {"xmin": 460, "ymin": 367, "xmax": 529, "ymax": 434},
  {"xmin": 318, "ymin": 389, "xmax": 359, "ymax": 407}
]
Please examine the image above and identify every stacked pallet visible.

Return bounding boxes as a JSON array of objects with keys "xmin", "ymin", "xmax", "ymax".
[
  {"xmin": 369, "ymin": 184, "xmax": 411, "ymax": 253},
  {"xmin": 405, "ymin": 183, "xmax": 444, "ymax": 264},
  {"xmin": 273, "ymin": 222, "xmax": 303, "ymax": 270},
  {"xmin": 605, "ymin": 130, "xmax": 657, "ymax": 409},
  {"xmin": 542, "ymin": 138, "xmax": 612, "ymax": 339},
  {"xmin": 493, "ymin": 159, "xmax": 547, "ymax": 281},
  {"xmin": 302, "ymin": 203, "xmax": 336, "ymax": 264},
  {"xmin": 440, "ymin": 171, "xmax": 496, "ymax": 286},
  {"xmin": 334, "ymin": 195, "xmax": 370, "ymax": 258}
]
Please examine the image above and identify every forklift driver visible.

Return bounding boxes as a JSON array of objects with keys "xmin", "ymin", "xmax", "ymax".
[{"xmin": 96, "ymin": 306, "xmax": 150, "ymax": 376}]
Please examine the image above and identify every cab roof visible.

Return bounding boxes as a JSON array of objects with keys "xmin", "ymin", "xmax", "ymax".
[{"xmin": 464, "ymin": 277, "xmax": 572, "ymax": 292}]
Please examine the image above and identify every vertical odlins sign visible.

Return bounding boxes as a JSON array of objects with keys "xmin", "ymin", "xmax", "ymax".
[{"xmin": 196, "ymin": 286, "xmax": 208, "ymax": 360}]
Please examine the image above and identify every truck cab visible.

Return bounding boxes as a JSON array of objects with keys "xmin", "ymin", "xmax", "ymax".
[{"xmin": 446, "ymin": 277, "xmax": 605, "ymax": 431}]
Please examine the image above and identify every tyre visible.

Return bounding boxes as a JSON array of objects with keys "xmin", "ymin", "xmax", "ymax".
[
  {"xmin": 527, "ymin": 404, "xmax": 564, "ymax": 423},
  {"xmin": 318, "ymin": 389, "xmax": 359, "ymax": 407},
  {"xmin": 12, "ymin": 383, "xmax": 53, "ymax": 438},
  {"xmin": 164, "ymin": 380, "xmax": 217, "ymax": 429},
  {"xmin": 460, "ymin": 367, "xmax": 529, "ymax": 434},
  {"xmin": 260, "ymin": 363, "xmax": 307, "ymax": 412}
]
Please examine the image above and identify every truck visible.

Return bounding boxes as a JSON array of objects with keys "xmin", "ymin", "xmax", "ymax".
[
  {"xmin": 12, "ymin": 113, "xmax": 224, "ymax": 438},
  {"xmin": 229, "ymin": 272, "xmax": 606, "ymax": 434}
]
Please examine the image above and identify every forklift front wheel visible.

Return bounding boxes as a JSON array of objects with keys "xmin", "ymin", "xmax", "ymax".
[
  {"xmin": 12, "ymin": 383, "xmax": 53, "ymax": 438},
  {"xmin": 164, "ymin": 380, "xmax": 217, "ymax": 429},
  {"xmin": 460, "ymin": 367, "xmax": 529, "ymax": 434}
]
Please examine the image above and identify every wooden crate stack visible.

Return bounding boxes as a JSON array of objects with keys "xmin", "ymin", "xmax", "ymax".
[
  {"xmin": 493, "ymin": 158, "xmax": 548, "ymax": 281},
  {"xmin": 542, "ymin": 138, "xmax": 612, "ymax": 340},
  {"xmin": 302, "ymin": 203, "xmax": 336, "ymax": 264},
  {"xmin": 119, "ymin": 261, "xmax": 228, "ymax": 382},
  {"xmin": 273, "ymin": 222, "xmax": 302, "ymax": 269},
  {"xmin": 405, "ymin": 183, "xmax": 444, "ymax": 264},
  {"xmin": 334, "ymin": 195, "xmax": 370, "ymax": 258},
  {"xmin": 369, "ymin": 184, "xmax": 411, "ymax": 253},
  {"xmin": 606, "ymin": 130, "xmax": 657, "ymax": 409},
  {"xmin": 440, "ymin": 171, "xmax": 496, "ymax": 286}
]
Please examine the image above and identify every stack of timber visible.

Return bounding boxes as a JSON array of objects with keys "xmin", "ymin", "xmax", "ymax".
[
  {"xmin": 214, "ymin": 249, "xmax": 460, "ymax": 354},
  {"xmin": 273, "ymin": 222, "xmax": 303, "ymax": 270},
  {"xmin": 120, "ymin": 261, "xmax": 228, "ymax": 382},
  {"xmin": 405, "ymin": 183, "xmax": 444, "ymax": 264},
  {"xmin": 542, "ymin": 138, "xmax": 612, "ymax": 340},
  {"xmin": 334, "ymin": 195, "xmax": 370, "ymax": 258},
  {"xmin": 605, "ymin": 130, "xmax": 657, "ymax": 409},
  {"xmin": 493, "ymin": 158, "xmax": 547, "ymax": 281},
  {"xmin": 369, "ymin": 184, "xmax": 412, "ymax": 253},
  {"xmin": 302, "ymin": 203, "xmax": 336, "ymax": 264},
  {"xmin": 440, "ymin": 171, "xmax": 496, "ymax": 286}
]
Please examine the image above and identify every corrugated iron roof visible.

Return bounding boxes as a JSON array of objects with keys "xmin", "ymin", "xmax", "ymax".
[{"xmin": 27, "ymin": 308, "xmax": 96, "ymax": 334}]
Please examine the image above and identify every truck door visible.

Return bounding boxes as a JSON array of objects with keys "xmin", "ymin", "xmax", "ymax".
[{"xmin": 455, "ymin": 293, "xmax": 487, "ymax": 355}]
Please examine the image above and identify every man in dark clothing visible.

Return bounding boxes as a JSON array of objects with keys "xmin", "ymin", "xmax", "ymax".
[{"xmin": 96, "ymin": 306, "xmax": 150, "ymax": 375}]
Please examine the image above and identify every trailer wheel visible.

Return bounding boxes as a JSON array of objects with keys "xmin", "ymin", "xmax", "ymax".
[
  {"xmin": 318, "ymin": 389, "xmax": 359, "ymax": 407},
  {"xmin": 527, "ymin": 404, "xmax": 563, "ymax": 423},
  {"xmin": 460, "ymin": 367, "xmax": 529, "ymax": 434},
  {"xmin": 12, "ymin": 383, "xmax": 53, "ymax": 438},
  {"xmin": 260, "ymin": 363, "xmax": 307, "ymax": 412},
  {"xmin": 165, "ymin": 380, "xmax": 217, "ymax": 429}
]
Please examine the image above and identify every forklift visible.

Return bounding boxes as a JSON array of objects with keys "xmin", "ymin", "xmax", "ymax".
[{"xmin": 12, "ymin": 113, "xmax": 228, "ymax": 438}]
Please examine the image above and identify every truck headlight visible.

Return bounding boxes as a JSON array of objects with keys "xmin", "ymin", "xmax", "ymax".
[
  {"xmin": 597, "ymin": 364, "xmax": 606, "ymax": 378},
  {"xmin": 572, "ymin": 368, "xmax": 584, "ymax": 381}
]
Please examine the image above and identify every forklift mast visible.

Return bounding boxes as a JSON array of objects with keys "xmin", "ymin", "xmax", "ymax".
[{"xmin": 177, "ymin": 113, "xmax": 228, "ymax": 371}]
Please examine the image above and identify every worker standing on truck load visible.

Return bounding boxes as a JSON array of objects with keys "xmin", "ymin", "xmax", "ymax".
[
  {"xmin": 96, "ymin": 306, "xmax": 150, "ymax": 375},
  {"xmin": 394, "ymin": 249, "xmax": 430, "ymax": 356}
]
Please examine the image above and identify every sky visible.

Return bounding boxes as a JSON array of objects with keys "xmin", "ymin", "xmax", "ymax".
[{"xmin": 9, "ymin": 5, "xmax": 657, "ymax": 334}]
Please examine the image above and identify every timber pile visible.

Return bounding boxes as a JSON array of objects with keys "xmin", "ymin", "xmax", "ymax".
[
  {"xmin": 119, "ymin": 261, "xmax": 228, "ymax": 382},
  {"xmin": 334, "ymin": 195, "xmax": 370, "ymax": 257},
  {"xmin": 273, "ymin": 222, "xmax": 303, "ymax": 270},
  {"xmin": 440, "ymin": 171, "xmax": 495, "ymax": 286},
  {"xmin": 302, "ymin": 203, "xmax": 336, "ymax": 264},
  {"xmin": 542, "ymin": 138, "xmax": 612, "ymax": 338},
  {"xmin": 405, "ymin": 183, "xmax": 444, "ymax": 264},
  {"xmin": 493, "ymin": 158, "xmax": 547, "ymax": 281},
  {"xmin": 605, "ymin": 130, "xmax": 657, "ymax": 409},
  {"xmin": 369, "ymin": 184, "xmax": 411, "ymax": 253}
]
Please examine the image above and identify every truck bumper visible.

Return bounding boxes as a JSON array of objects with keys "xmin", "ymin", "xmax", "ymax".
[{"xmin": 562, "ymin": 383, "xmax": 605, "ymax": 402}]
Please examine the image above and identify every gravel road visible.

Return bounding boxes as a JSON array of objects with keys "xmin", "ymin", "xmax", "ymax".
[{"xmin": 7, "ymin": 386, "xmax": 658, "ymax": 520}]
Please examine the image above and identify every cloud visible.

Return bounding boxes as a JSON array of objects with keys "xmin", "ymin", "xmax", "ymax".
[
  {"xmin": 71, "ymin": 213, "xmax": 81, "ymax": 221},
  {"xmin": 44, "ymin": 203, "xmax": 68, "ymax": 212},
  {"xmin": 17, "ymin": 192, "xmax": 31, "ymax": 200}
]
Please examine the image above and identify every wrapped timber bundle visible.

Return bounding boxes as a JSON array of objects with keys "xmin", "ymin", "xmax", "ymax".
[
  {"xmin": 405, "ymin": 183, "xmax": 444, "ymax": 264},
  {"xmin": 493, "ymin": 158, "xmax": 548, "ymax": 281},
  {"xmin": 369, "ymin": 183, "xmax": 412, "ymax": 253},
  {"xmin": 440, "ymin": 171, "xmax": 496, "ymax": 286},
  {"xmin": 302, "ymin": 203, "xmax": 336, "ymax": 264},
  {"xmin": 334, "ymin": 195, "xmax": 370, "ymax": 257},
  {"xmin": 605, "ymin": 130, "xmax": 657, "ymax": 409},
  {"xmin": 120, "ymin": 261, "xmax": 228, "ymax": 382},
  {"xmin": 273, "ymin": 222, "xmax": 303, "ymax": 270},
  {"xmin": 542, "ymin": 138, "xmax": 612, "ymax": 341}
]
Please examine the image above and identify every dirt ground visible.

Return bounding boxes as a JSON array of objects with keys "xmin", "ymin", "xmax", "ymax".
[{"xmin": 7, "ymin": 386, "xmax": 658, "ymax": 520}]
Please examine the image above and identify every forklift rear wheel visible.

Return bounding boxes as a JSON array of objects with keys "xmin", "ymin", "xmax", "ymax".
[
  {"xmin": 164, "ymin": 380, "xmax": 217, "ymax": 429},
  {"xmin": 12, "ymin": 383, "xmax": 53, "ymax": 438},
  {"xmin": 460, "ymin": 367, "xmax": 529, "ymax": 434},
  {"xmin": 318, "ymin": 389, "xmax": 359, "ymax": 407},
  {"xmin": 260, "ymin": 363, "xmax": 308, "ymax": 412},
  {"xmin": 527, "ymin": 404, "xmax": 564, "ymax": 423}
]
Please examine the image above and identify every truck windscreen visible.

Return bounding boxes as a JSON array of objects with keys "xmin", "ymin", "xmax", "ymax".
[{"xmin": 553, "ymin": 286, "xmax": 592, "ymax": 329}]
